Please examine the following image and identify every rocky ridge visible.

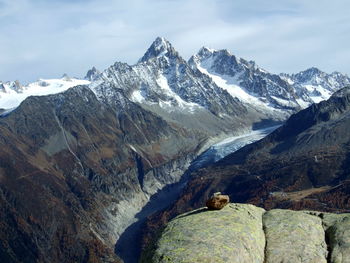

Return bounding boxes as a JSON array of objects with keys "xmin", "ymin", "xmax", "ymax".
[
  {"xmin": 190, "ymin": 47, "xmax": 350, "ymax": 111},
  {"xmin": 142, "ymin": 203, "xmax": 350, "ymax": 263},
  {"xmin": 0, "ymin": 85, "xmax": 206, "ymax": 263}
]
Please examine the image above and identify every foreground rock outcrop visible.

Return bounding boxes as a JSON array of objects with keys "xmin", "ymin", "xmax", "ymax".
[{"xmin": 141, "ymin": 203, "xmax": 350, "ymax": 263}]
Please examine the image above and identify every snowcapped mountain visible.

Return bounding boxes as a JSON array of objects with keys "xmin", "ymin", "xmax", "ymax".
[
  {"xmin": 85, "ymin": 67, "xmax": 101, "ymax": 81},
  {"xmin": 1, "ymin": 37, "xmax": 350, "ymax": 263},
  {"xmin": 190, "ymin": 47, "xmax": 350, "ymax": 112},
  {"xmin": 89, "ymin": 37, "xmax": 262, "ymax": 136},
  {"xmin": 280, "ymin": 67, "xmax": 350, "ymax": 105},
  {"xmin": 0, "ymin": 76, "xmax": 90, "ymax": 110},
  {"xmin": 89, "ymin": 37, "xmax": 350, "ymax": 134},
  {"xmin": 91, "ymin": 37, "xmax": 243, "ymax": 116},
  {"xmin": 189, "ymin": 47, "xmax": 299, "ymax": 110}
]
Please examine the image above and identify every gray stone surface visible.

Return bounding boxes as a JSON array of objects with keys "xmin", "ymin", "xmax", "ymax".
[
  {"xmin": 324, "ymin": 214, "xmax": 350, "ymax": 263},
  {"xmin": 143, "ymin": 203, "xmax": 350, "ymax": 263},
  {"xmin": 143, "ymin": 203, "xmax": 266, "ymax": 263},
  {"xmin": 263, "ymin": 209, "xmax": 327, "ymax": 263}
]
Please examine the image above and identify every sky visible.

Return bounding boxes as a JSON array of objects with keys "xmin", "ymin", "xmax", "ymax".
[{"xmin": 0, "ymin": 0, "xmax": 349, "ymax": 83}]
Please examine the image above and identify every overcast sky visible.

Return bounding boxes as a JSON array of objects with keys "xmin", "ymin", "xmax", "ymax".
[{"xmin": 1, "ymin": 0, "xmax": 349, "ymax": 83}]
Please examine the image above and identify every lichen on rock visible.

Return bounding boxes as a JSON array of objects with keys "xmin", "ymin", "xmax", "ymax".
[
  {"xmin": 143, "ymin": 203, "xmax": 266, "ymax": 263},
  {"xmin": 142, "ymin": 203, "xmax": 350, "ymax": 263},
  {"xmin": 324, "ymin": 213, "xmax": 350, "ymax": 263},
  {"xmin": 263, "ymin": 209, "xmax": 327, "ymax": 263}
]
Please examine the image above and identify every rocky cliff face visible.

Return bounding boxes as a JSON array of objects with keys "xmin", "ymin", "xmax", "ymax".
[{"xmin": 142, "ymin": 203, "xmax": 350, "ymax": 263}]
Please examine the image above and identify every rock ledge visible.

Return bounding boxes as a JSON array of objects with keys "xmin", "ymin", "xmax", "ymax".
[{"xmin": 141, "ymin": 203, "xmax": 350, "ymax": 263}]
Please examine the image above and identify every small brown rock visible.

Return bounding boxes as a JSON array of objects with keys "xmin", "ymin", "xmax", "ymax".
[{"xmin": 206, "ymin": 193, "xmax": 230, "ymax": 210}]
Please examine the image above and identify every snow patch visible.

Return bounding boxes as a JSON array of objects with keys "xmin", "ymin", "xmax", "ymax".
[
  {"xmin": 0, "ymin": 78, "xmax": 90, "ymax": 109},
  {"xmin": 270, "ymin": 96, "xmax": 294, "ymax": 107},
  {"xmin": 196, "ymin": 58, "xmax": 276, "ymax": 111},
  {"xmin": 296, "ymin": 98, "xmax": 310, "ymax": 108},
  {"xmin": 131, "ymin": 89, "xmax": 145, "ymax": 103},
  {"xmin": 155, "ymin": 74, "xmax": 201, "ymax": 113}
]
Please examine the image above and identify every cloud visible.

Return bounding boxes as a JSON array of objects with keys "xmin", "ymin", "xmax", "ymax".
[{"xmin": 0, "ymin": 0, "xmax": 349, "ymax": 83}]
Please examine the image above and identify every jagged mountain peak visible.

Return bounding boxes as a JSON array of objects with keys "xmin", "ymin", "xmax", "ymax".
[
  {"xmin": 61, "ymin": 73, "xmax": 72, "ymax": 82},
  {"xmin": 303, "ymin": 66, "xmax": 322, "ymax": 74},
  {"xmin": 193, "ymin": 47, "xmax": 233, "ymax": 61},
  {"xmin": 197, "ymin": 46, "xmax": 217, "ymax": 57},
  {"xmin": 286, "ymin": 67, "xmax": 350, "ymax": 97},
  {"xmin": 6, "ymin": 80, "xmax": 23, "ymax": 93},
  {"xmin": 139, "ymin": 37, "xmax": 180, "ymax": 63},
  {"xmin": 190, "ymin": 47, "xmax": 258, "ymax": 73},
  {"xmin": 293, "ymin": 67, "xmax": 324, "ymax": 79},
  {"xmin": 85, "ymin": 66, "xmax": 101, "ymax": 81},
  {"xmin": 290, "ymin": 67, "xmax": 333, "ymax": 82},
  {"xmin": 199, "ymin": 46, "xmax": 216, "ymax": 53}
]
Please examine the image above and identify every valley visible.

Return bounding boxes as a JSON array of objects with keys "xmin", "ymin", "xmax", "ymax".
[{"xmin": 114, "ymin": 125, "xmax": 279, "ymax": 263}]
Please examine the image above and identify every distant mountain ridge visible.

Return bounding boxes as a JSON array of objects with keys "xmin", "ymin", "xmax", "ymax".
[
  {"xmin": 2, "ymin": 37, "xmax": 350, "ymax": 124},
  {"xmin": 0, "ymin": 77, "xmax": 90, "ymax": 110},
  {"xmin": 190, "ymin": 46, "xmax": 350, "ymax": 110}
]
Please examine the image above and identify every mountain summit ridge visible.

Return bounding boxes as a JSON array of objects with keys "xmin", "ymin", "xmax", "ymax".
[
  {"xmin": 1, "ymin": 37, "xmax": 350, "ymax": 123},
  {"xmin": 139, "ymin": 37, "xmax": 180, "ymax": 63}
]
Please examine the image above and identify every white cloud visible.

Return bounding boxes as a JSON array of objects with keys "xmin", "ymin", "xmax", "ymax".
[{"xmin": 0, "ymin": 0, "xmax": 349, "ymax": 83}]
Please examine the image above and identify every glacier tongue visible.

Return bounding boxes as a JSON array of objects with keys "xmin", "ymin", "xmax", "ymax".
[{"xmin": 191, "ymin": 125, "xmax": 280, "ymax": 170}]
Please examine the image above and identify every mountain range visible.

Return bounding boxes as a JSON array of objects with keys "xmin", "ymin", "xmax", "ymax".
[
  {"xmin": 0, "ymin": 37, "xmax": 350, "ymax": 263},
  {"xmin": 2, "ymin": 37, "xmax": 350, "ymax": 129}
]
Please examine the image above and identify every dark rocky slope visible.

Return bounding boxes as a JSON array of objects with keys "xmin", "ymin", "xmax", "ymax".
[
  {"xmin": 142, "ymin": 86, "xmax": 350, "ymax": 252},
  {"xmin": 0, "ymin": 86, "xmax": 205, "ymax": 263}
]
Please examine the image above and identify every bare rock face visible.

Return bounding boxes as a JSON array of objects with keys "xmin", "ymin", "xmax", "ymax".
[
  {"xmin": 205, "ymin": 192, "xmax": 230, "ymax": 210},
  {"xmin": 324, "ymin": 213, "xmax": 350, "ymax": 263},
  {"xmin": 142, "ymin": 203, "xmax": 350, "ymax": 263},
  {"xmin": 141, "ymin": 203, "xmax": 266, "ymax": 263},
  {"xmin": 263, "ymin": 209, "xmax": 327, "ymax": 263}
]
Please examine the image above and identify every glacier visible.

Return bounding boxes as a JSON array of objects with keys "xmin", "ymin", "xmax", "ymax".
[{"xmin": 190, "ymin": 125, "xmax": 280, "ymax": 170}]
